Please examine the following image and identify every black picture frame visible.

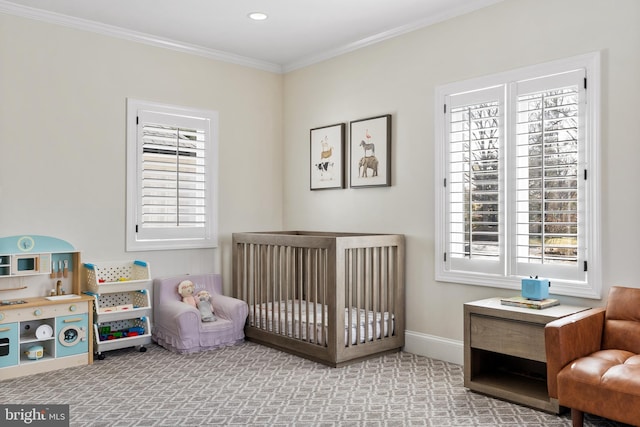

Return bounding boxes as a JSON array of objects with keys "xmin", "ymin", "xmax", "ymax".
[
  {"xmin": 349, "ymin": 114, "xmax": 391, "ymax": 188},
  {"xmin": 310, "ymin": 123, "xmax": 346, "ymax": 190}
]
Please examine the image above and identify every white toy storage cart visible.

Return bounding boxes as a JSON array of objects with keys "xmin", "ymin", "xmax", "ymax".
[{"xmin": 82, "ymin": 260, "xmax": 152, "ymax": 360}]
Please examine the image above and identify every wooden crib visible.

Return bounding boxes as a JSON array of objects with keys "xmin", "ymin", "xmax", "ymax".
[{"xmin": 232, "ymin": 231, "xmax": 405, "ymax": 367}]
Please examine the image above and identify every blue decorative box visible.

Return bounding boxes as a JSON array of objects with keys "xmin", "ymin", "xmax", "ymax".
[{"xmin": 521, "ymin": 277, "xmax": 550, "ymax": 301}]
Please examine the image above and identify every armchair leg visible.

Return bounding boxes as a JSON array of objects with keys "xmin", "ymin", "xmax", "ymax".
[{"xmin": 571, "ymin": 408, "xmax": 584, "ymax": 427}]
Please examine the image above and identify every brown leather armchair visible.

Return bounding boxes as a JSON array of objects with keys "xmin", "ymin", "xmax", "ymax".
[{"xmin": 545, "ymin": 286, "xmax": 640, "ymax": 427}]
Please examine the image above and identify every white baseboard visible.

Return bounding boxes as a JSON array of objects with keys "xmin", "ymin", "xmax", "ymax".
[{"xmin": 403, "ymin": 330, "xmax": 463, "ymax": 365}]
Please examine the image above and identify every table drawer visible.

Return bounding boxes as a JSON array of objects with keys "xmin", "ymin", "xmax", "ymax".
[{"xmin": 470, "ymin": 314, "xmax": 546, "ymax": 362}]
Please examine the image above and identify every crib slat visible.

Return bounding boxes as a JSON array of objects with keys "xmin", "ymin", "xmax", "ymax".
[
  {"xmin": 351, "ymin": 247, "xmax": 356, "ymax": 347},
  {"xmin": 382, "ymin": 245, "xmax": 390, "ymax": 339},
  {"xmin": 297, "ymin": 247, "xmax": 303, "ymax": 342},
  {"xmin": 387, "ymin": 245, "xmax": 396, "ymax": 338},
  {"xmin": 350, "ymin": 248, "xmax": 356, "ymax": 347},
  {"xmin": 258, "ymin": 244, "xmax": 264, "ymax": 330},
  {"xmin": 277, "ymin": 245, "xmax": 283, "ymax": 335},
  {"xmin": 285, "ymin": 245, "xmax": 291, "ymax": 338},
  {"xmin": 253, "ymin": 244, "xmax": 258, "ymax": 329},
  {"xmin": 319, "ymin": 247, "xmax": 325, "ymax": 346},
  {"xmin": 305, "ymin": 248, "xmax": 310, "ymax": 343},
  {"xmin": 373, "ymin": 247, "xmax": 377, "ymax": 341},
  {"xmin": 311, "ymin": 248, "xmax": 316, "ymax": 344},
  {"xmin": 345, "ymin": 248, "xmax": 352, "ymax": 348},
  {"xmin": 356, "ymin": 247, "xmax": 363, "ymax": 346},
  {"xmin": 370, "ymin": 246, "xmax": 376, "ymax": 343},
  {"xmin": 266, "ymin": 244, "xmax": 271, "ymax": 332},
  {"xmin": 378, "ymin": 246, "xmax": 384, "ymax": 340}
]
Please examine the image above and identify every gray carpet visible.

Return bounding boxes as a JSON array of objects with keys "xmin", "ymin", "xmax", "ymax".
[{"xmin": 0, "ymin": 341, "xmax": 627, "ymax": 426}]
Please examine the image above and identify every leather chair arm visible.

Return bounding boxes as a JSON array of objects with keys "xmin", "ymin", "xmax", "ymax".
[{"xmin": 544, "ymin": 307, "xmax": 605, "ymax": 398}]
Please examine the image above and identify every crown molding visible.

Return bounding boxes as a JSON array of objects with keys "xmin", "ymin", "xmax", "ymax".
[
  {"xmin": 282, "ymin": 0, "xmax": 504, "ymax": 72},
  {"xmin": 0, "ymin": 0, "xmax": 283, "ymax": 74},
  {"xmin": 1, "ymin": 0, "xmax": 503, "ymax": 75}
]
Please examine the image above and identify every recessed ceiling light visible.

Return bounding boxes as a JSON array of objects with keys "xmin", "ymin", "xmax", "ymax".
[{"xmin": 248, "ymin": 12, "xmax": 268, "ymax": 21}]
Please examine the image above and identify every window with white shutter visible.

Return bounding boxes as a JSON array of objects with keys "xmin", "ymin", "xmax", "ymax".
[
  {"xmin": 435, "ymin": 53, "xmax": 601, "ymax": 298},
  {"xmin": 513, "ymin": 71, "xmax": 585, "ymax": 282},
  {"xmin": 126, "ymin": 99, "xmax": 218, "ymax": 251},
  {"xmin": 446, "ymin": 87, "xmax": 504, "ymax": 277}
]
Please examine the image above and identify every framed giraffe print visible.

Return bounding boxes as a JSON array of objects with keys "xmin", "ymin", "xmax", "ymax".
[
  {"xmin": 349, "ymin": 114, "xmax": 391, "ymax": 188},
  {"xmin": 310, "ymin": 123, "xmax": 345, "ymax": 190}
]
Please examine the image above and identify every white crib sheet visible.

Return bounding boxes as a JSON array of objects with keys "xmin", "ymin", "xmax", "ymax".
[{"xmin": 249, "ymin": 299, "xmax": 394, "ymax": 345}]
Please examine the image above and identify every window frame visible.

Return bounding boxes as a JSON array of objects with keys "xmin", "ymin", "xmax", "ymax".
[
  {"xmin": 126, "ymin": 98, "xmax": 219, "ymax": 251},
  {"xmin": 434, "ymin": 52, "xmax": 601, "ymax": 299}
]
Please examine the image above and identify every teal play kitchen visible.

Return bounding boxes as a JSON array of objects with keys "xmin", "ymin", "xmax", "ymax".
[{"xmin": 0, "ymin": 235, "xmax": 94, "ymax": 380}]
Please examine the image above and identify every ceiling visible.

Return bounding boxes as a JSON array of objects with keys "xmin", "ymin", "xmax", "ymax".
[{"xmin": 0, "ymin": 0, "xmax": 503, "ymax": 73}]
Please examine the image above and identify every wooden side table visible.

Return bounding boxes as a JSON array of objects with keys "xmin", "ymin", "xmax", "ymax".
[{"xmin": 463, "ymin": 297, "xmax": 589, "ymax": 413}]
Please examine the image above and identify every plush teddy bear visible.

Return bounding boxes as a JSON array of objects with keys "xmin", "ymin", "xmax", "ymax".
[
  {"xmin": 196, "ymin": 290, "xmax": 217, "ymax": 322},
  {"xmin": 177, "ymin": 280, "xmax": 198, "ymax": 308}
]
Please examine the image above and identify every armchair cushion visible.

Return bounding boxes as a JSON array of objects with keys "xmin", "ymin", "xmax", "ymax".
[
  {"xmin": 602, "ymin": 286, "xmax": 640, "ymax": 353},
  {"xmin": 152, "ymin": 273, "xmax": 248, "ymax": 354}
]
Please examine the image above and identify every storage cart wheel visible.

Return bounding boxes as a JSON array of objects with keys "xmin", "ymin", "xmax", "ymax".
[
  {"xmin": 139, "ymin": 346, "xmax": 147, "ymax": 353},
  {"xmin": 97, "ymin": 353, "xmax": 105, "ymax": 360}
]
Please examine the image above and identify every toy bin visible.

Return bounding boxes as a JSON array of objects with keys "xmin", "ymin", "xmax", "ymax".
[
  {"xmin": 83, "ymin": 259, "xmax": 152, "ymax": 360},
  {"xmin": 83, "ymin": 260, "xmax": 151, "ymax": 293},
  {"xmin": 87, "ymin": 290, "xmax": 151, "ymax": 323},
  {"xmin": 94, "ymin": 317, "xmax": 151, "ymax": 358}
]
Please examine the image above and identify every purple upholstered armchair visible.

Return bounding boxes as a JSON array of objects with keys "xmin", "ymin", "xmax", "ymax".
[{"xmin": 152, "ymin": 273, "xmax": 248, "ymax": 353}]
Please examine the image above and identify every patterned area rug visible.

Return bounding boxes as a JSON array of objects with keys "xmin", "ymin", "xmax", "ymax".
[{"xmin": 0, "ymin": 342, "xmax": 627, "ymax": 426}]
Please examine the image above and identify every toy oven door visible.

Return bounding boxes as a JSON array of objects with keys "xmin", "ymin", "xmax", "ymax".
[{"xmin": 0, "ymin": 337, "xmax": 9, "ymax": 357}]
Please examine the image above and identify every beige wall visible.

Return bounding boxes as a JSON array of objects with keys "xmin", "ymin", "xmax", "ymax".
[
  {"xmin": 0, "ymin": 13, "xmax": 283, "ymax": 295},
  {"xmin": 283, "ymin": 0, "xmax": 640, "ymax": 358}
]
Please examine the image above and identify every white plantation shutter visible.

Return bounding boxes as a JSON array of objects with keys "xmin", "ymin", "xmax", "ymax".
[
  {"xmin": 512, "ymin": 70, "xmax": 586, "ymax": 282},
  {"xmin": 139, "ymin": 113, "xmax": 206, "ymax": 236},
  {"xmin": 435, "ymin": 53, "xmax": 600, "ymax": 298},
  {"xmin": 446, "ymin": 87, "xmax": 504, "ymax": 276},
  {"xmin": 127, "ymin": 99, "xmax": 218, "ymax": 251}
]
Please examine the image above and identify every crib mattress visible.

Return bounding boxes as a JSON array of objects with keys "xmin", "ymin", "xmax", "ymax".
[{"xmin": 248, "ymin": 299, "xmax": 394, "ymax": 345}]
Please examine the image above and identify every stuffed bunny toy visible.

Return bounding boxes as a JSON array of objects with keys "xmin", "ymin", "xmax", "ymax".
[{"xmin": 196, "ymin": 290, "xmax": 217, "ymax": 322}]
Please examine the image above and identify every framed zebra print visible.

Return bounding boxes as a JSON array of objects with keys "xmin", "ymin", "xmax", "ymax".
[{"xmin": 349, "ymin": 114, "xmax": 391, "ymax": 188}]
